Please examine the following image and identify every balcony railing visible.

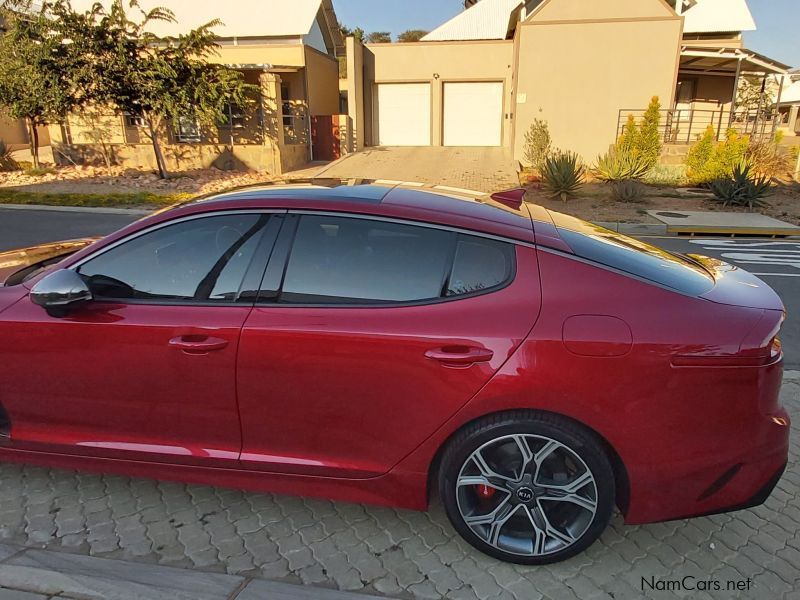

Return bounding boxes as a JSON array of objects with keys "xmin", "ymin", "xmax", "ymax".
[{"xmin": 617, "ymin": 108, "xmax": 781, "ymax": 145}]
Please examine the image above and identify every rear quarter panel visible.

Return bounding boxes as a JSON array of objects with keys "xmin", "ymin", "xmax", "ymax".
[{"xmin": 393, "ymin": 249, "xmax": 782, "ymax": 519}]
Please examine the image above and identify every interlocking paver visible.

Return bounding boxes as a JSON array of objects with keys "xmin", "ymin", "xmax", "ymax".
[{"xmin": 0, "ymin": 377, "xmax": 797, "ymax": 600}]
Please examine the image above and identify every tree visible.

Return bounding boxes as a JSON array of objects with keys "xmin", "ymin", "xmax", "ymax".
[
  {"xmin": 78, "ymin": 1, "xmax": 255, "ymax": 179},
  {"xmin": 0, "ymin": 0, "xmax": 93, "ymax": 168},
  {"xmin": 397, "ymin": 29, "xmax": 429, "ymax": 43},
  {"xmin": 736, "ymin": 75, "xmax": 778, "ymax": 116},
  {"xmin": 366, "ymin": 31, "xmax": 391, "ymax": 43},
  {"xmin": 339, "ymin": 23, "xmax": 365, "ymax": 42}
]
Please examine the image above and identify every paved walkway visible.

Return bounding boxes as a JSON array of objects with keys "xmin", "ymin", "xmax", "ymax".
[
  {"xmin": 0, "ymin": 376, "xmax": 798, "ymax": 600},
  {"xmin": 286, "ymin": 147, "xmax": 520, "ymax": 193}
]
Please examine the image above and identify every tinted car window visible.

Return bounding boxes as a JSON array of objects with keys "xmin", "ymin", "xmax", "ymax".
[
  {"xmin": 446, "ymin": 236, "xmax": 514, "ymax": 297},
  {"xmin": 549, "ymin": 211, "xmax": 714, "ymax": 296},
  {"xmin": 78, "ymin": 214, "xmax": 268, "ymax": 302},
  {"xmin": 281, "ymin": 215, "xmax": 455, "ymax": 304}
]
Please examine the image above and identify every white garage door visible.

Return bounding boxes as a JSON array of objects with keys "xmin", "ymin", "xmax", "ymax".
[
  {"xmin": 375, "ymin": 83, "xmax": 431, "ymax": 146},
  {"xmin": 443, "ymin": 82, "xmax": 504, "ymax": 147}
]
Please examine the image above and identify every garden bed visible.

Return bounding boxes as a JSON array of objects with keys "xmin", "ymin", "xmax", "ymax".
[{"xmin": 523, "ymin": 182, "xmax": 800, "ymax": 226}]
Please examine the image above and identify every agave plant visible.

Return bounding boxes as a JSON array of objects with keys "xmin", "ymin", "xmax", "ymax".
[
  {"xmin": 541, "ymin": 151, "xmax": 585, "ymax": 202},
  {"xmin": 708, "ymin": 160, "xmax": 772, "ymax": 210},
  {"xmin": 0, "ymin": 140, "xmax": 17, "ymax": 172},
  {"xmin": 593, "ymin": 148, "xmax": 650, "ymax": 182},
  {"xmin": 611, "ymin": 179, "xmax": 647, "ymax": 203}
]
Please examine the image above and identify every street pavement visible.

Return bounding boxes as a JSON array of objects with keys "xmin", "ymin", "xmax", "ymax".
[{"xmin": 1, "ymin": 206, "xmax": 800, "ymax": 599}]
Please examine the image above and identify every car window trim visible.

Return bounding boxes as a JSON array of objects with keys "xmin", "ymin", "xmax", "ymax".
[
  {"xmin": 254, "ymin": 211, "xmax": 518, "ymax": 309},
  {"xmin": 70, "ymin": 209, "xmax": 286, "ymax": 308}
]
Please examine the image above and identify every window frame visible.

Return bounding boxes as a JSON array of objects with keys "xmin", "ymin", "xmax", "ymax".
[
  {"xmin": 174, "ymin": 115, "xmax": 203, "ymax": 144},
  {"xmin": 255, "ymin": 211, "xmax": 518, "ymax": 308},
  {"xmin": 69, "ymin": 210, "xmax": 286, "ymax": 307}
]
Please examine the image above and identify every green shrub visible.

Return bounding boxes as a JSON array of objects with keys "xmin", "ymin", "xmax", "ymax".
[
  {"xmin": 617, "ymin": 114, "xmax": 638, "ymax": 157},
  {"xmin": 593, "ymin": 147, "xmax": 650, "ymax": 181},
  {"xmin": 24, "ymin": 166, "xmax": 56, "ymax": 177},
  {"xmin": 643, "ymin": 164, "xmax": 687, "ymax": 187},
  {"xmin": 709, "ymin": 160, "xmax": 772, "ymax": 210},
  {"xmin": 687, "ymin": 128, "xmax": 750, "ymax": 185},
  {"xmin": 523, "ymin": 119, "xmax": 552, "ymax": 172},
  {"xmin": 611, "ymin": 180, "xmax": 647, "ymax": 203},
  {"xmin": 541, "ymin": 151, "xmax": 585, "ymax": 202},
  {"xmin": 614, "ymin": 97, "xmax": 663, "ymax": 172},
  {"xmin": 686, "ymin": 126, "xmax": 715, "ymax": 183},
  {"xmin": 638, "ymin": 96, "xmax": 663, "ymax": 170}
]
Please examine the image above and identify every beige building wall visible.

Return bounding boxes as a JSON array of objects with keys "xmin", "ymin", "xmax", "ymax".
[
  {"xmin": 0, "ymin": 111, "xmax": 29, "ymax": 146},
  {"xmin": 304, "ymin": 46, "xmax": 340, "ymax": 115},
  {"xmin": 209, "ymin": 44, "xmax": 306, "ymax": 68},
  {"xmin": 513, "ymin": 1, "xmax": 683, "ymax": 162},
  {"xmin": 530, "ymin": 0, "xmax": 675, "ymax": 20},
  {"xmin": 362, "ymin": 40, "xmax": 515, "ymax": 147},
  {"xmin": 346, "ymin": 37, "xmax": 365, "ymax": 152}
]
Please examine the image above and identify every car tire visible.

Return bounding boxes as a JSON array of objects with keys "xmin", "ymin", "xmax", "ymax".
[{"xmin": 438, "ymin": 411, "xmax": 615, "ymax": 565}]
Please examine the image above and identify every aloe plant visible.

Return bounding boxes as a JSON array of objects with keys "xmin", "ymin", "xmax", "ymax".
[
  {"xmin": 611, "ymin": 179, "xmax": 647, "ymax": 203},
  {"xmin": 541, "ymin": 151, "xmax": 585, "ymax": 202},
  {"xmin": 708, "ymin": 160, "xmax": 772, "ymax": 210},
  {"xmin": 593, "ymin": 148, "xmax": 650, "ymax": 182}
]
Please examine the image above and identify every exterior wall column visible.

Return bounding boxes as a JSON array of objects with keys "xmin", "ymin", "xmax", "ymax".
[
  {"xmin": 259, "ymin": 71, "xmax": 284, "ymax": 173},
  {"xmin": 346, "ymin": 37, "xmax": 365, "ymax": 153},
  {"xmin": 789, "ymin": 105, "xmax": 800, "ymax": 134}
]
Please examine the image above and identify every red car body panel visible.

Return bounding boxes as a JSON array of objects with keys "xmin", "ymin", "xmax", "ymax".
[
  {"xmin": 0, "ymin": 184, "xmax": 790, "ymax": 526},
  {"xmin": 236, "ymin": 246, "xmax": 541, "ymax": 479},
  {"xmin": 1, "ymin": 301, "xmax": 248, "ymax": 466}
]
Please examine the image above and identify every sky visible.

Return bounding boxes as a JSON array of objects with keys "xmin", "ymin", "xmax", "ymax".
[{"xmin": 334, "ymin": 0, "xmax": 800, "ymax": 68}]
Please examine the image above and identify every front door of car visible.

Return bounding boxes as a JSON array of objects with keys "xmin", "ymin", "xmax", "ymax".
[
  {"xmin": 0, "ymin": 212, "xmax": 280, "ymax": 467},
  {"xmin": 237, "ymin": 213, "xmax": 542, "ymax": 479}
]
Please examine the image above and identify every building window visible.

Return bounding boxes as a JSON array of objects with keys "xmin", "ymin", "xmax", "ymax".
[
  {"xmin": 175, "ymin": 115, "xmax": 202, "ymax": 143},
  {"xmin": 219, "ymin": 102, "xmax": 245, "ymax": 130},
  {"xmin": 124, "ymin": 113, "xmax": 146, "ymax": 128}
]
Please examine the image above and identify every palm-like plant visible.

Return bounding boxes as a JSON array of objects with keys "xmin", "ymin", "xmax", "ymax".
[
  {"xmin": 0, "ymin": 140, "xmax": 18, "ymax": 171},
  {"xmin": 541, "ymin": 151, "xmax": 585, "ymax": 202},
  {"xmin": 593, "ymin": 148, "xmax": 650, "ymax": 182},
  {"xmin": 709, "ymin": 160, "xmax": 772, "ymax": 210}
]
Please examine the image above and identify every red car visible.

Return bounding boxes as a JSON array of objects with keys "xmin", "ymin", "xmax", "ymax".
[{"xmin": 0, "ymin": 183, "xmax": 789, "ymax": 564}]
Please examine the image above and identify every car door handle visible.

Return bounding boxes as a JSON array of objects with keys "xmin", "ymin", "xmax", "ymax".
[
  {"xmin": 169, "ymin": 336, "xmax": 229, "ymax": 354},
  {"xmin": 425, "ymin": 346, "xmax": 494, "ymax": 367}
]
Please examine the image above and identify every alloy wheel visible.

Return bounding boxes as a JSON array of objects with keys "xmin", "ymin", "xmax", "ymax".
[{"xmin": 455, "ymin": 434, "xmax": 598, "ymax": 557}]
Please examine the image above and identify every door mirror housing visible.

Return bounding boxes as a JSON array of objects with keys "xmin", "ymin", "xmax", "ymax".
[{"xmin": 30, "ymin": 269, "xmax": 93, "ymax": 317}]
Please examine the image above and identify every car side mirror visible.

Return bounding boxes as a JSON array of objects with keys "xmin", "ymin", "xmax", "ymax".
[{"xmin": 30, "ymin": 269, "xmax": 93, "ymax": 317}]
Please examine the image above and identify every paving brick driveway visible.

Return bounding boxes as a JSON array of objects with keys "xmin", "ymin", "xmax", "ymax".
[
  {"xmin": 1, "ymin": 376, "xmax": 798, "ymax": 600},
  {"xmin": 297, "ymin": 147, "xmax": 520, "ymax": 193}
]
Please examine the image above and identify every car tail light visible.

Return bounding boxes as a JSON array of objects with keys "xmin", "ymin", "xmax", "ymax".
[{"xmin": 770, "ymin": 337, "xmax": 782, "ymax": 360}]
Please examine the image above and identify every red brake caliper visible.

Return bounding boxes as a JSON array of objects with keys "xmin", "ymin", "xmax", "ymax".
[{"xmin": 477, "ymin": 485, "xmax": 496, "ymax": 500}]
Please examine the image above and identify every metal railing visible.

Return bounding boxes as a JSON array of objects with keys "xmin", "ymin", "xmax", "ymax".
[{"xmin": 617, "ymin": 107, "xmax": 781, "ymax": 145}]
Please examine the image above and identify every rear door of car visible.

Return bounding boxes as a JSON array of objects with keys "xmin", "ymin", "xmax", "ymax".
[{"xmin": 236, "ymin": 212, "xmax": 542, "ymax": 479}]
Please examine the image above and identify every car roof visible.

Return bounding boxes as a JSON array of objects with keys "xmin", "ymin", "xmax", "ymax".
[{"xmin": 159, "ymin": 180, "xmax": 536, "ymax": 243}]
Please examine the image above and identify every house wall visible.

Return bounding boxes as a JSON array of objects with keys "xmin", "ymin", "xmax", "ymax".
[
  {"xmin": 304, "ymin": 46, "xmax": 340, "ymax": 115},
  {"xmin": 346, "ymin": 37, "xmax": 365, "ymax": 152},
  {"xmin": 0, "ymin": 111, "xmax": 29, "ymax": 146},
  {"xmin": 529, "ymin": 0, "xmax": 675, "ymax": 20},
  {"xmin": 513, "ymin": 1, "xmax": 683, "ymax": 162},
  {"xmin": 685, "ymin": 73, "xmax": 736, "ymax": 111},
  {"xmin": 361, "ymin": 40, "xmax": 515, "ymax": 147},
  {"xmin": 207, "ymin": 44, "xmax": 307, "ymax": 68}
]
